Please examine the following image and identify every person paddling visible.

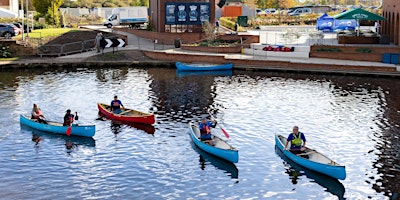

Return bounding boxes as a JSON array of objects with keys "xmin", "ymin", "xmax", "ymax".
[
  {"xmin": 63, "ymin": 109, "xmax": 78, "ymax": 126},
  {"xmin": 199, "ymin": 118, "xmax": 217, "ymax": 146},
  {"xmin": 110, "ymin": 95, "xmax": 125, "ymax": 114},
  {"xmin": 31, "ymin": 103, "xmax": 47, "ymax": 124},
  {"xmin": 284, "ymin": 126, "xmax": 307, "ymax": 154}
]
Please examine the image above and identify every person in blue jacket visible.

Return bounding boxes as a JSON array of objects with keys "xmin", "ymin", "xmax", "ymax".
[
  {"xmin": 110, "ymin": 95, "xmax": 125, "ymax": 114},
  {"xmin": 199, "ymin": 118, "xmax": 217, "ymax": 145},
  {"xmin": 284, "ymin": 126, "xmax": 307, "ymax": 154}
]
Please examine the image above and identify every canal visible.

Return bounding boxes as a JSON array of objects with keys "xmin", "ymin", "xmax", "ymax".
[{"xmin": 0, "ymin": 66, "xmax": 399, "ymax": 199}]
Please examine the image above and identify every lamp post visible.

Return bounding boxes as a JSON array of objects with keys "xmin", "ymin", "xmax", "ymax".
[
  {"xmin": 21, "ymin": 0, "xmax": 24, "ymax": 41},
  {"xmin": 26, "ymin": 0, "xmax": 29, "ymax": 37}
]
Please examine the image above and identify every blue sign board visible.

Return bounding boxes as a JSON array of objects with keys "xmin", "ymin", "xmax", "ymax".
[
  {"xmin": 316, "ymin": 13, "xmax": 357, "ymax": 32},
  {"xmin": 334, "ymin": 20, "xmax": 356, "ymax": 31},
  {"xmin": 316, "ymin": 13, "xmax": 334, "ymax": 32},
  {"xmin": 165, "ymin": 2, "xmax": 210, "ymax": 25}
]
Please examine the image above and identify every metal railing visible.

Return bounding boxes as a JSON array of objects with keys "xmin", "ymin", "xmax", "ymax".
[{"xmin": 38, "ymin": 39, "xmax": 96, "ymax": 57}]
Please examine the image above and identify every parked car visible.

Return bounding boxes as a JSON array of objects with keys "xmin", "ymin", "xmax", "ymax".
[
  {"xmin": 13, "ymin": 22, "xmax": 31, "ymax": 33},
  {"xmin": 0, "ymin": 23, "xmax": 18, "ymax": 39},
  {"xmin": 288, "ymin": 7, "xmax": 312, "ymax": 16},
  {"xmin": 264, "ymin": 8, "xmax": 277, "ymax": 15},
  {"xmin": 12, "ymin": 23, "xmax": 23, "ymax": 35}
]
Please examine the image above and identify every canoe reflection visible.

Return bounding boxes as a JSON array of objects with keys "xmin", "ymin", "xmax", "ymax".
[
  {"xmin": 275, "ymin": 146, "xmax": 345, "ymax": 199},
  {"xmin": 176, "ymin": 70, "xmax": 233, "ymax": 77},
  {"xmin": 21, "ymin": 124, "xmax": 96, "ymax": 148},
  {"xmin": 191, "ymin": 141, "xmax": 238, "ymax": 180},
  {"xmin": 110, "ymin": 120, "xmax": 156, "ymax": 135}
]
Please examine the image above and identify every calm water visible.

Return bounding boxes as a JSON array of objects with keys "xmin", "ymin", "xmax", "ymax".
[{"xmin": 0, "ymin": 66, "xmax": 399, "ymax": 200}]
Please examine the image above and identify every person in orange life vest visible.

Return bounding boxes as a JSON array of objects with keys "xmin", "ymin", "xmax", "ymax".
[
  {"xmin": 198, "ymin": 118, "xmax": 217, "ymax": 145},
  {"xmin": 110, "ymin": 95, "xmax": 125, "ymax": 114},
  {"xmin": 284, "ymin": 126, "xmax": 307, "ymax": 154},
  {"xmin": 31, "ymin": 103, "xmax": 47, "ymax": 124},
  {"xmin": 63, "ymin": 109, "xmax": 78, "ymax": 126}
]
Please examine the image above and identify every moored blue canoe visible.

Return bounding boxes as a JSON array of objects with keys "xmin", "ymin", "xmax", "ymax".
[
  {"xmin": 188, "ymin": 122, "xmax": 238, "ymax": 163},
  {"xmin": 176, "ymin": 62, "xmax": 233, "ymax": 71},
  {"xmin": 275, "ymin": 134, "xmax": 346, "ymax": 180},
  {"xmin": 20, "ymin": 115, "xmax": 95, "ymax": 137}
]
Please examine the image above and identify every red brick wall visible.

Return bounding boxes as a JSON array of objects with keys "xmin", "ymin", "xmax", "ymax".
[
  {"xmin": 115, "ymin": 28, "xmax": 203, "ymax": 45},
  {"xmin": 382, "ymin": 0, "xmax": 400, "ymax": 45},
  {"xmin": 143, "ymin": 50, "xmax": 226, "ymax": 63},
  {"xmin": 310, "ymin": 45, "xmax": 400, "ymax": 62},
  {"xmin": 143, "ymin": 50, "xmax": 396, "ymax": 72},
  {"xmin": 0, "ymin": 0, "xmax": 10, "ymax": 6},
  {"xmin": 181, "ymin": 45, "xmax": 242, "ymax": 53}
]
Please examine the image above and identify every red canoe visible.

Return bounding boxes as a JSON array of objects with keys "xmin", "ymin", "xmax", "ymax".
[{"xmin": 97, "ymin": 102, "xmax": 155, "ymax": 125}]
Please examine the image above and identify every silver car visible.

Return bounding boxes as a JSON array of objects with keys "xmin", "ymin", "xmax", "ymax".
[{"xmin": 0, "ymin": 23, "xmax": 18, "ymax": 39}]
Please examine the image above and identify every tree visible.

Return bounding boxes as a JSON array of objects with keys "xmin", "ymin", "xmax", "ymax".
[
  {"xmin": 202, "ymin": 21, "xmax": 216, "ymax": 45},
  {"xmin": 278, "ymin": 0, "xmax": 296, "ymax": 10},
  {"xmin": 33, "ymin": 0, "xmax": 51, "ymax": 14},
  {"xmin": 33, "ymin": 0, "xmax": 62, "ymax": 25}
]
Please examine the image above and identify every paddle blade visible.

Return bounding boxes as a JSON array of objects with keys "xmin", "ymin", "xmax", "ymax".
[
  {"xmin": 221, "ymin": 128, "xmax": 230, "ymax": 139},
  {"xmin": 66, "ymin": 126, "xmax": 71, "ymax": 136}
]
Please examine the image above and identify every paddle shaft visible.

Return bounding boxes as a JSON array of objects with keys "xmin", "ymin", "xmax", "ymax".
[{"xmin": 207, "ymin": 110, "xmax": 230, "ymax": 139}]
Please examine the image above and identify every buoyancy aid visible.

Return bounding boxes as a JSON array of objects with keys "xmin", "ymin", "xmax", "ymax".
[
  {"xmin": 65, "ymin": 114, "xmax": 74, "ymax": 126},
  {"xmin": 292, "ymin": 132, "xmax": 303, "ymax": 146}
]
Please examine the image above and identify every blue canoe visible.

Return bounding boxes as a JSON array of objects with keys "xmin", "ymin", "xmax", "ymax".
[
  {"xmin": 176, "ymin": 62, "xmax": 233, "ymax": 71},
  {"xmin": 20, "ymin": 115, "xmax": 95, "ymax": 137},
  {"xmin": 275, "ymin": 134, "xmax": 346, "ymax": 180},
  {"xmin": 188, "ymin": 122, "xmax": 238, "ymax": 163}
]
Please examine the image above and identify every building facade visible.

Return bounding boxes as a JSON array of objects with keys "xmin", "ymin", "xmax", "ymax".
[
  {"xmin": 382, "ymin": 0, "xmax": 400, "ymax": 46},
  {"xmin": 0, "ymin": 0, "xmax": 18, "ymax": 14},
  {"xmin": 149, "ymin": 0, "xmax": 216, "ymax": 33}
]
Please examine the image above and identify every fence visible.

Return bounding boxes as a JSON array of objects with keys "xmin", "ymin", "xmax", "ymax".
[{"xmin": 38, "ymin": 39, "xmax": 95, "ymax": 57}]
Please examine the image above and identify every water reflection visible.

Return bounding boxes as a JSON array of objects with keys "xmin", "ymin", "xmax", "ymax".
[
  {"xmin": 275, "ymin": 146, "xmax": 345, "ymax": 200},
  {"xmin": 21, "ymin": 124, "xmax": 96, "ymax": 149},
  {"xmin": 2, "ymin": 66, "xmax": 400, "ymax": 199},
  {"xmin": 97, "ymin": 114, "xmax": 156, "ymax": 135},
  {"xmin": 190, "ymin": 141, "xmax": 239, "ymax": 180},
  {"xmin": 176, "ymin": 70, "xmax": 233, "ymax": 78}
]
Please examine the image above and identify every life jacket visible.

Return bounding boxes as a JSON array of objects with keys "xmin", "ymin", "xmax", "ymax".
[
  {"xmin": 200, "ymin": 123, "xmax": 211, "ymax": 135},
  {"xmin": 65, "ymin": 114, "xmax": 74, "ymax": 125},
  {"xmin": 292, "ymin": 132, "xmax": 303, "ymax": 146}
]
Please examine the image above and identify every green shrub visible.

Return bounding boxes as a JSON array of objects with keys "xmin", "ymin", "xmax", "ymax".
[
  {"xmin": 0, "ymin": 44, "xmax": 12, "ymax": 58},
  {"xmin": 355, "ymin": 48, "xmax": 373, "ymax": 53},
  {"xmin": 315, "ymin": 48, "xmax": 342, "ymax": 52}
]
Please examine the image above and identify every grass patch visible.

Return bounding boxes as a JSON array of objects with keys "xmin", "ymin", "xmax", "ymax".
[
  {"xmin": 0, "ymin": 57, "xmax": 19, "ymax": 61},
  {"xmin": 16, "ymin": 28, "xmax": 80, "ymax": 40}
]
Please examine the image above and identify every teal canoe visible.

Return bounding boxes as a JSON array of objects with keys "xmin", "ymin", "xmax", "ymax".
[
  {"xmin": 176, "ymin": 62, "xmax": 233, "ymax": 71},
  {"xmin": 188, "ymin": 122, "xmax": 238, "ymax": 163},
  {"xmin": 275, "ymin": 134, "xmax": 346, "ymax": 180},
  {"xmin": 20, "ymin": 115, "xmax": 95, "ymax": 137}
]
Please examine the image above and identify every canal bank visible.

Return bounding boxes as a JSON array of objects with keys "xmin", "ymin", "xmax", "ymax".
[
  {"xmin": 1, "ymin": 48, "xmax": 399, "ymax": 78},
  {"xmin": 1, "ymin": 26, "xmax": 399, "ymax": 77}
]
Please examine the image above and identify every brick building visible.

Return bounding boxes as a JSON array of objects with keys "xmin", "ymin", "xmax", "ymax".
[
  {"xmin": 0, "ymin": 0, "xmax": 18, "ymax": 15},
  {"xmin": 149, "ymin": 0, "xmax": 216, "ymax": 33},
  {"xmin": 382, "ymin": 0, "xmax": 400, "ymax": 46}
]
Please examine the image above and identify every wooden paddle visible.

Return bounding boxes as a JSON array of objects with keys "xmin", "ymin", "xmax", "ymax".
[{"xmin": 207, "ymin": 109, "xmax": 230, "ymax": 139}]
